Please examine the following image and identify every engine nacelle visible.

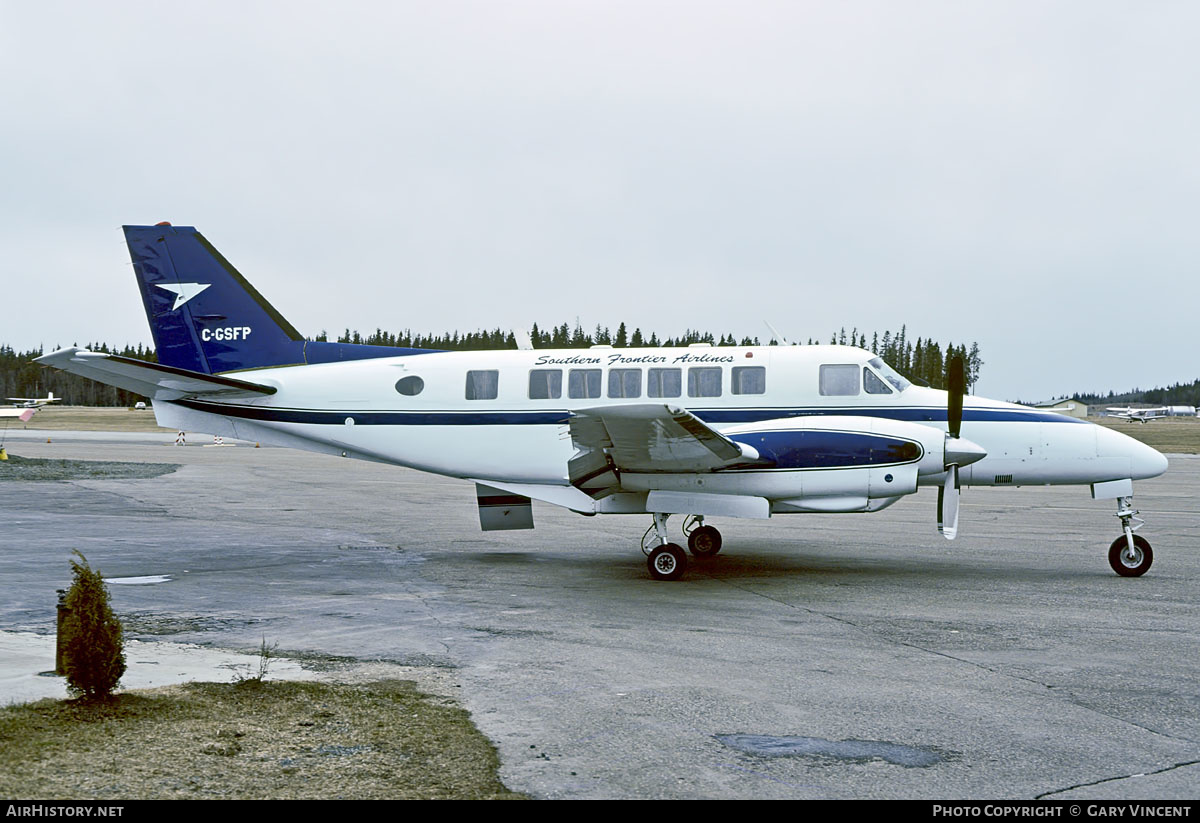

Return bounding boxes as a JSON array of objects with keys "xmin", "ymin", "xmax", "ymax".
[
  {"xmin": 618, "ymin": 416, "xmax": 956, "ymax": 513},
  {"xmin": 724, "ymin": 415, "xmax": 949, "ymax": 512}
]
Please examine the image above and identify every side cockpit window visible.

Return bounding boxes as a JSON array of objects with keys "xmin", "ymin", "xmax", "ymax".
[
  {"xmin": 819, "ymin": 364, "xmax": 860, "ymax": 396},
  {"xmin": 868, "ymin": 357, "xmax": 910, "ymax": 392},
  {"xmin": 863, "ymin": 368, "xmax": 892, "ymax": 395}
]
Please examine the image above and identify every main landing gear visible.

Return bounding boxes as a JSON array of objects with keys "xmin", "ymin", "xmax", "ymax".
[
  {"xmin": 642, "ymin": 514, "xmax": 724, "ymax": 580},
  {"xmin": 684, "ymin": 514, "xmax": 723, "ymax": 558},
  {"xmin": 1109, "ymin": 496, "xmax": 1153, "ymax": 577}
]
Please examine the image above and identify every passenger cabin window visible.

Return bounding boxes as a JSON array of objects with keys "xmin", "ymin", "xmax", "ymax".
[
  {"xmin": 568, "ymin": 368, "xmax": 601, "ymax": 399},
  {"xmin": 608, "ymin": 368, "xmax": 642, "ymax": 398},
  {"xmin": 863, "ymin": 368, "xmax": 892, "ymax": 395},
  {"xmin": 731, "ymin": 366, "xmax": 766, "ymax": 395},
  {"xmin": 465, "ymin": 370, "xmax": 499, "ymax": 400},
  {"xmin": 819, "ymin": 364, "xmax": 860, "ymax": 396},
  {"xmin": 647, "ymin": 368, "xmax": 682, "ymax": 398},
  {"xmin": 688, "ymin": 367, "xmax": 722, "ymax": 398},
  {"xmin": 395, "ymin": 376, "xmax": 424, "ymax": 396},
  {"xmin": 528, "ymin": 369, "xmax": 562, "ymax": 400}
]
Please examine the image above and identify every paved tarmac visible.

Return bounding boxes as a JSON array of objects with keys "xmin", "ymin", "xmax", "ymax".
[{"xmin": 1, "ymin": 431, "xmax": 1197, "ymax": 799}]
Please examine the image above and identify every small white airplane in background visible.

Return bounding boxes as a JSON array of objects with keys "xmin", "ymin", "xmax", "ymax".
[
  {"xmin": 1107, "ymin": 406, "xmax": 1168, "ymax": 424},
  {"xmin": 36, "ymin": 224, "xmax": 1170, "ymax": 580},
  {"xmin": 8, "ymin": 391, "xmax": 59, "ymax": 409}
]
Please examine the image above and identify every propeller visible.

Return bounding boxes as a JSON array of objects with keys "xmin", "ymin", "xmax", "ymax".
[
  {"xmin": 938, "ymin": 354, "xmax": 985, "ymax": 540},
  {"xmin": 947, "ymin": 354, "xmax": 964, "ymax": 440}
]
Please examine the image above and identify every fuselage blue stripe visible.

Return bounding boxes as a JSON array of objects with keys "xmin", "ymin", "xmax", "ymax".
[{"xmin": 176, "ymin": 399, "xmax": 1084, "ymax": 427}]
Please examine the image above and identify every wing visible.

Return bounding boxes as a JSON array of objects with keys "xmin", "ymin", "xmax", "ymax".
[
  {"xmin": 0, "ymin": 408, "xmax": 35, "ymax": 421},
  {"xmin": 35, "ymin": 348, "xmax": 276, "ymax": 401},
  {"xmin": 567, "ymin": 403, "xmax": 761, "ymax": 495}
]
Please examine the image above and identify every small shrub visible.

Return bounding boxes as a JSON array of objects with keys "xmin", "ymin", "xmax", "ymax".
[
  {"xmin": 221, "ymin": 636, "xmax": 278, "ymax": 686},
  {"xmin": 61, "ymin": 550, "xmax": 126, "ymax": 699}
]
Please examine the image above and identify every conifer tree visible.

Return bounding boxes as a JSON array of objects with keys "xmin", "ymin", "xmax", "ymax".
[{"xmin": 61, "ymin": 551, "xmax": 125, "ymax": 700}]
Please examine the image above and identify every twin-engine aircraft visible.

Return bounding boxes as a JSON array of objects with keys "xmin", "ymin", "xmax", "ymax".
[{"xmin": 37, "ymin": 224, "xmax": 1169, "ymax": 580}]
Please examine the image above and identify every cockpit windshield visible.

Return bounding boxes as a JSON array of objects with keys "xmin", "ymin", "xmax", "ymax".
[{"xmin": 868, "ymin": 357, "xmax": 910, "ymax": 393}]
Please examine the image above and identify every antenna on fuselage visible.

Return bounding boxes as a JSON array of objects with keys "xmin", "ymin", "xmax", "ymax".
[{"xmin": 764, "ymin": 321, "xmax": 792, "ymax": 346}]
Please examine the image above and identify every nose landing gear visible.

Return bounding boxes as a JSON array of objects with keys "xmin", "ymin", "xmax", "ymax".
[{"xmin": 1109, "ymin": 496, "xmax": 1153, "ymax": 577}]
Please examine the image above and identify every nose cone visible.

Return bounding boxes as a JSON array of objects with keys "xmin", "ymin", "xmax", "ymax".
[
  {"xmin": 1133, "ymin": 441, "xmax": 1170, "ymax": 479},
  {"xmin": 1096, "ymin": 426, "xmax": 1169, "ymax": 480}
]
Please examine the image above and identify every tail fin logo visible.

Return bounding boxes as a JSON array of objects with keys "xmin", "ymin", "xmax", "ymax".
[{"xmin": 154, "ymin": 282, "xmax": 211, "ymax": 311}]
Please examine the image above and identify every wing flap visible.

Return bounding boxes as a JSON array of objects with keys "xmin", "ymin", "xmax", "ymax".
[
  {"xmin": 35, "ymin": 348, "xmax": 276, "ymax": 401},
  {"xmin": 569, "ymin": 403, "xmax": 757, "ymax": 475}
]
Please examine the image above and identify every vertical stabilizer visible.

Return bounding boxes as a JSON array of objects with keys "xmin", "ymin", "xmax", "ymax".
[
  {"xmin": 125, "ymin": 224, "xmax": 436, "ymax": 374},
  {"xmin": 125, "ymin": 224, "xmax": 306, "ymax": 373}
]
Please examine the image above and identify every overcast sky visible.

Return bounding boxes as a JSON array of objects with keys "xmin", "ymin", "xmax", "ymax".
[{"xmin": 2, "ymin": 2, "xmax": 1196, "ymax": 401}]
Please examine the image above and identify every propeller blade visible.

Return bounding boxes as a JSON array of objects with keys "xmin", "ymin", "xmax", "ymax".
[
  {"xmin": 938, "ymin": 464, "xmax": 960, "ymax": 540},
  {"xmin": 940, "ymin": 357, "xmax": 968, "ymax": 538},
  {"xmin": 947, "ymin": 354, "xmax": 965, "ymax": 440}
]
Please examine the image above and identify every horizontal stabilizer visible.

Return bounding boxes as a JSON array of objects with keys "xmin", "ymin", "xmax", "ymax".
[{"xmin": 35, "ymin": 348, "xmax": 276, "ymax": 401}]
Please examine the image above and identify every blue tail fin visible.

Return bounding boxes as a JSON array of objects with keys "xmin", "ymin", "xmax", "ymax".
[{"xmin": 125, "ymin": 224, "xmax": 432, "ymax": 373}]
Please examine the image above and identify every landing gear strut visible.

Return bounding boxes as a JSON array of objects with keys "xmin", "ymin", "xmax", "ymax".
[
  {"xmin": 1109, "ymin": 496, "xmax": 1153, "ymax": 577},
  {"xmin": 643, "ymin": 512, "xmax": 688, "ymax": 581}
]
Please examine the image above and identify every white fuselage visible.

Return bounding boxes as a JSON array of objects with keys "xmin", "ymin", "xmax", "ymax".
[{"xmin": 153, "ymin": 345, "xmax": 1167, "ymax": 506}]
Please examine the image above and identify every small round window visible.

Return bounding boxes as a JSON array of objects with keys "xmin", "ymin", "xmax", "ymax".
[{"xmin": 395, "ymin": 376, "xmax": 424, "ymax": 396}]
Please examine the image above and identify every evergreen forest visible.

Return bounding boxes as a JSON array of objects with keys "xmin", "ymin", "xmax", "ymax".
[{"xmin": 5, "ymin": 324, "xmax": 983, "ymax": 406}]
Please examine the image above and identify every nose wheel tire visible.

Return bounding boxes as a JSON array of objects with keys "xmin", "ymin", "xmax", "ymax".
[
  {"xmin": 687, "ymin": 525, "xmax": 723, "ymax": 558},
  {"xmin": 647, "ymin": 543, "xmax": 688, "ymax": 581},
  {"xmin": 1108, "ymin": 534, "xmax": 1153, "ymax": 577}
]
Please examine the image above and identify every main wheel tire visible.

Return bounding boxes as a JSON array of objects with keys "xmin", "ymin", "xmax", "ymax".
[
  {"xmin": 687, "ymin": 525, "xmax": 723, "ymax": 558},
  {"xmin": 1108, "ymin": 534, "xmax": 1153, "ymax": 577},
  {"xmin": 647, "ymin": 543, "xmax": 688, "ymax": 581}
]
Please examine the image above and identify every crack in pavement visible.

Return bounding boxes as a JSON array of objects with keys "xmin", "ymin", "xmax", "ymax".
[
  {"xmin": 1034, "ymin": 758, "xmax": 1200, "ymax": 799},
  {"xmin": 704, "ymin": 573, "xmax": 1196, "ymax": 747}
]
